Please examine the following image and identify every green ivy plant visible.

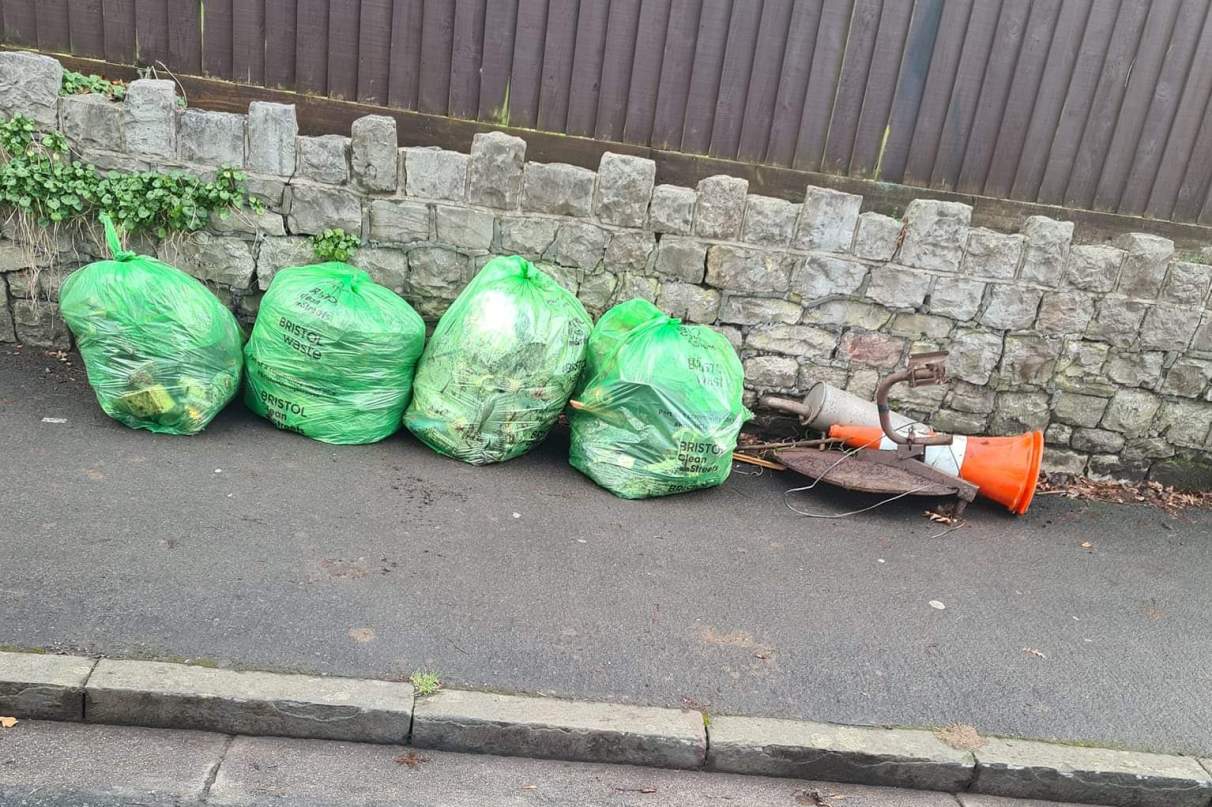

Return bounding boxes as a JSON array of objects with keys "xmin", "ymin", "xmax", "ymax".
[
  {"xmin": 312, "ymin": 228, "xmax": 361, "ymax": 262},
  {"xmin": 61, "ymin": 70, "xmax": 127, "ymax": 101},
  {"xmin": 0, "ymin": 114, "xmax": 258, "ymax": 239}
]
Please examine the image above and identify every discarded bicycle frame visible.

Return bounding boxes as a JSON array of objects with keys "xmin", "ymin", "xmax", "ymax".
[{"xmin": 762, "ymin": 352, "xmax": 980, "ymax": 515}]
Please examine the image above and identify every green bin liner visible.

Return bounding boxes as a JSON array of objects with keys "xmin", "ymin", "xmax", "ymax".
[
  {"xmin": 404, "ymin": 255, "xmax": 591, "ymax": 464},
  {"xmin": 569, "ymin": 299, "xmax": 749, "ymax": 499},
  {"xmin": 243, "ymin": 262, "xmax": 426, "ymax": 444},
  {"xmin": 58, "ymin": 215, "xmax": 243, "ymax": 435}
]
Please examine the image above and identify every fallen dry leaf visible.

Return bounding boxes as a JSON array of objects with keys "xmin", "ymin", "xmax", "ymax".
[
  {"xmin": 1023, "ymin": 647, "xmax": 1047, "ymax": 659},
  {"xmin": 0, "ymin": 716, "xmax": 17, "ymax": 728},
  {"xmin": 934, "ymin": 723, "xmax": 985, "ymax": 750},
  {"xmin": 1038, "ymin": 473, "xmax": 1212, "ymax": 513},
  {"xmin": 1080, "ymin": 541, "xmax": 1094, "ymax": 550},
  {"xmin": 925, "ymin": 509, "xmax": 961, "ymax": 526},
  {"xmin": 393, "ymin": 751, "xmax": 429, "ymax": 769},
  {"xmin": 520, "ymin": 784, "xmax": 538, "ymax": 790}
]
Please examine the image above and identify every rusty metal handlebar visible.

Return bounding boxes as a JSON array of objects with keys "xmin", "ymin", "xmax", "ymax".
[{"xmin": 875, "ymin": 355, "xmax": 954, "ymax": 447}]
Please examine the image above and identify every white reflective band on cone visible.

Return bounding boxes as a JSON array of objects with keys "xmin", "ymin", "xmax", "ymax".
[{"xmin": 876, "ymin": 434, "xmax": 968, "ymax": 478}]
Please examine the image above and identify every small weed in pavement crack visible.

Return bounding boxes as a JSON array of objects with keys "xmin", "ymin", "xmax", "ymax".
[{"xmin": 410, "ymin": 671, "xmax": 441, "ymax": 696}]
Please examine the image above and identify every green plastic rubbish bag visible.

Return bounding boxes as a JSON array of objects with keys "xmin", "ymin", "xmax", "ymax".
[
  {"xmin": 243, "ymin": 262, "xmax": 426, "ymax": 444},
  {"xmin": 404, "ymin": 255, "xmax": 591, "ymax": 464},
  {"xmin": 58, "ymin": 215, "xmax": 243, "ymax": 435},
  {"xmin": 569, "ymin": 299, "xmax": 749, "ymax": 499}
]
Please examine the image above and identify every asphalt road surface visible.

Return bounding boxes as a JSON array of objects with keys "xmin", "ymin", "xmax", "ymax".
[{"xmin": 3, "ymin": 347, "xmax": 1211, "ymax": 756}]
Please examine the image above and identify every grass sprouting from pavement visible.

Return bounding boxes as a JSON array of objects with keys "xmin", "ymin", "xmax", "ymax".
[{"xmin": 410, "ymin": 671, "xmax": 442, "ymax": 696}]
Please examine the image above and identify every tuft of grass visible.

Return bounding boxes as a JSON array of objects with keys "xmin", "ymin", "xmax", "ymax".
[{"xmin": 410, "ymin": 671, "xmax": 442, "ymax": 696}]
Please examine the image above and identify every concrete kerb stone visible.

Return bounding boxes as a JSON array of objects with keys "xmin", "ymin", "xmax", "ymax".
[
  {"xmin": 3, "ymin": 651, "xmax": 1212, "ymax": 804},
  {"xmin": 0, "ymin": 651, "xmax": 96, "ymax": 721},
  {"xmin": 706, "ymin": 714, "xmax": 975, "ymax": 792},
  {"xmin": 84, "ymin": 658, "xmax": 414, "ymax": 743},
  {"xmin": 970, "ymin": 736, "xmax": 1212, "ymax": 807},
  {"xmin": 411, "ymin": 687, "xmax": 707, "ymax": 770}
]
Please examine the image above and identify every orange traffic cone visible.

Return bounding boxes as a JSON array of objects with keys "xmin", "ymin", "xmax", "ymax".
[{"xmin": 827, "ymin": 425, "xmax": 1044, "ymax": 515}]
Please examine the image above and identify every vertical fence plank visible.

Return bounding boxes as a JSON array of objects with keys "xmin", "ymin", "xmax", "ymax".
[
  {"xmin": 418, "ymin": 0, "xmax": 456, "ymax": 115},
  {"xmin": 1008, "ymin": 0, "xmax": 1090, "ymax": 200},
  {"xmin": 295, "ymin": 0, "xmax": 328, "ymax": 93},
  {"xmin": 849, "ymin": 0, "xmax": 915, "ymax": 177},
  {"xmin": 792, "ymin": 0, "xmax": 854, "ymax": 172},
  {"xmin": 477, "ymin": 0, "xmax": 517, "ymax": 120},
  {"xmin": 1147, "ymin": 4, "xmax": 1212, "ymax": 219},
  {"xmin": 538, "ymin": 0, "xmax": 579, "ymax": 133},
  {"xmin": 448, "ymin": 0, "xmax": 487, "ymax": 118},
  {"xmin": 927, "ymin": 0, "xmax": 1000, "ymax": 190},
  {"xmin": 878, "ymin": 0, "xmax": 944, "ymax": 181},
  {"xmin": 233, "ymin": 0, "xmax": 266, "ymax": 84},
  {"xmin": 166, "ymin": 0, "xmax": 202, "ymax": 75},
  {"xmin": 622, "ymin": 0, "xmax": 673, "ymax": 145},
  {"xmin": 265, "ymin": 0, "xmax": 299, "ymax": 88},
  {"xmin": 902, "ymin": 0, "xmax": 972, "ymax": 185},
  {"xmin": 1060, "ymin": 0, "xmax": 1150, "ymax": 209},
  {"xmin": 327, "ymin": 0, "xmax": 360, "ymax": 99},
  {"xmin": 977, "ymin": 0, "xmax": 1061, "ymax": 197},
  {"xmin": 1035, "ymin": 0, "xmax": 1119, "ymax": 204},
  {"xmin": 388, "ymin": 0, "xmax": 424, "ymax": 109},
  {"xmin": 2, "ymin": 0, "xmax": 37, "ymax": 47},
  {"xmin": 565, "ymin": 0, "xmax": 611, "ymax": 136},
  {"xmin": 820, "ymin": 0, "xmax": 881, "ymax": 173},
  {"xmin": 736, "ymin": 0, "xmax": 794, "ymax": 163},
  {"xmin": 595, "ymin": 0, "xmax": 642, "ymax": 141},
  {"xmin": 707, "ymin": 0, "xmax": 762, "ymax": 158},
  {"xmin": 35, "ymin": 0, "xmax": 69, "ymax": 53},
  {"xmin": 507, "ymin": 0, "xmax": 547, "ymax": 127},
  {"xmin": 650, "ymin": 0, "xmax": 703, "ymax": 149},
  {"xmin": 765, "ymin": 0, "xmax": 824, "ymax": 166},
  {"xmin": 202, "ymin": 0, "xmax": 235, "ymax": 79},
  {"xmin": 1096, "ymin": 0, "xmax": 1188, "ymax": 212},
  {"xmin": 101, "ymin": 0, "xmax": 136, "ymax": 63},
  {"xmin": 1198, "ymin": 170, "xmax": 1212, "ymax": 225},
  {"xmin": 357, "ymin": 0, "xmax": 394, "ymax": 103},
  {"xmin": 680, "ymin": 0, "xmax": 731, "ymax": 153},
  {"xmin": 134, "ymin": 0, "xmax": 169, "ymax": 65},
  {"xmin": 68, "ymin": 0, "xmax": 106, "ymax": 59},
  {"xmin": 954, "ymin": 0, "xmax": 1032, "ymax": 194}
]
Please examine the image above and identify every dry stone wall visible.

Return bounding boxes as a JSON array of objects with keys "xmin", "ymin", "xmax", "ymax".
[{"xmin": 3, "ymin": 52, "xmax": 1212, "ymax": 487}]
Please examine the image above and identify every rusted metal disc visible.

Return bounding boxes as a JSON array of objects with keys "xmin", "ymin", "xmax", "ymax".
[{"xmin": 775, "ymin": 448, "xmax": 963, "ymax": 497}]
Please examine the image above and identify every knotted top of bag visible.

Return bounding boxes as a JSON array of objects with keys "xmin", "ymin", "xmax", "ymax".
[{"xmin": 100, "ymin": 213, "xmax": 135, "ymax": 262}]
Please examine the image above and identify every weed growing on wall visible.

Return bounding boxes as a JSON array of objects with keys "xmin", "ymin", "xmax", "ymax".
[
  {"xmin": 312, "ymin": 228, "xmax": 361, "ymax": 262},
  {"xmin": 60, "ymin": 70, "xmax": 126, "ymax": 101},
  {"xmin": 0, "ymin": 114, "xmax": 258, "ymax": 308},
  {"xmin": 0, "ymin": 115, "xmax": 257, "ymax": 235}
]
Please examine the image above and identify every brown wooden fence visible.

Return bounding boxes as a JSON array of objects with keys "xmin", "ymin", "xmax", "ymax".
[{"xmin": 5, "ymin": 0, "xmax": 1212, "ymax": 225}]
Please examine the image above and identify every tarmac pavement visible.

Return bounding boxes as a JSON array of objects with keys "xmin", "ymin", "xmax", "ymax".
[
  {"xmin": 2, "ymin": 347, "xmax": 1211, "ymax": 756},
  {"xmin": 0, "ymin": 719, "xmax": 1110, "ymax": 807}
]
